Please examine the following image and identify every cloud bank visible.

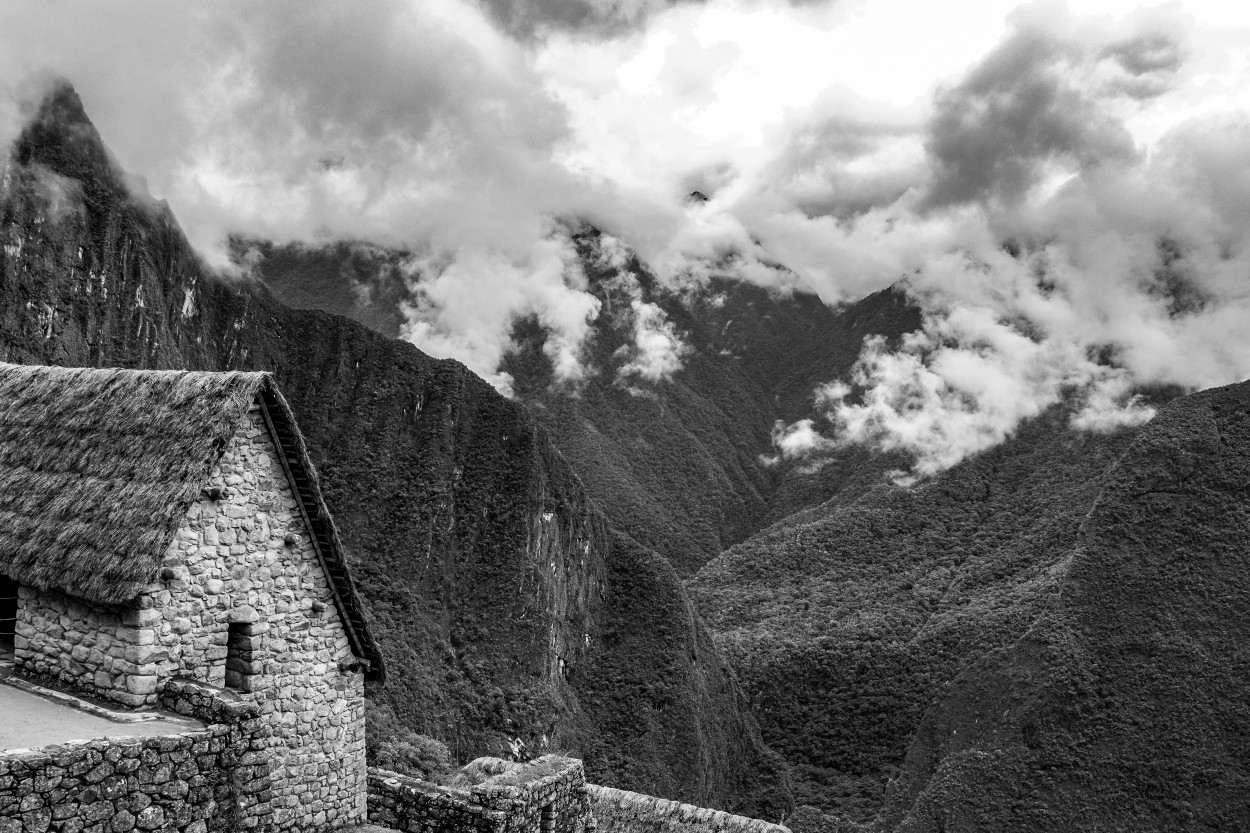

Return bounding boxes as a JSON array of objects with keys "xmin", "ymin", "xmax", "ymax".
[
  {"xmin": 5, "ymin": 0, "xmax": 1250, "ymax": 475},
  {"xmin": 764, "ymin": 2, "xmax": 1250, "ymax": 477}
]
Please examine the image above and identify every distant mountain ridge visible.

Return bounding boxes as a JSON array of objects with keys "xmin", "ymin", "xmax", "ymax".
[{"xmin": 0, "ymin": 81, "xmax": 791, "ymax": 818}]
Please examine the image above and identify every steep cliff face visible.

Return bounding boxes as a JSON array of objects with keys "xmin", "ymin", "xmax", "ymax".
[{"xmin": 0, "ymin": 83, "xmax": 789, "ymax": 816}]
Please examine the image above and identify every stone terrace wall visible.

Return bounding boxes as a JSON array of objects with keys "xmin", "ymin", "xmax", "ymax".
[
  {"xmin": 585, "ymin": 786, "xmax": 788, "ymax": 833},
  {"xmin": 367, "ymin": 769, "xmax": 508, "ymax": 833},
  {"xmin": 151, "ymin": 406, "xmax": 367, "ymax": 831},
  {"xmin": 368, "ymin": 756, "xmax": 592, "ymax": 833},
  {"xmin": 0, "ymin": 679, "xmax": 271, "ymax": 833},
  {"xmin": 12, "ymin": 585, "xmax": 150, "ymax": 707}
]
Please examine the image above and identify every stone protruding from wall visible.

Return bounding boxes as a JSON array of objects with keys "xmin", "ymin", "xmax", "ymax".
[
  {"xmin": 367, "ymin": 755, "xmax": 592, "ymax": 833},
  {"xmin": 0, "ymin": 679, "xmax": 271, "ymax": 833},
  {"xmin": 585, "ymin": 785, "xmax": 789, "ymax": 833}
]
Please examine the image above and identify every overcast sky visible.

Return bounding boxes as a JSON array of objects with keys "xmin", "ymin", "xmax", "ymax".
[{"xmin": 4, "ymin": 0, "xmax": 1250, "ymax": 475}]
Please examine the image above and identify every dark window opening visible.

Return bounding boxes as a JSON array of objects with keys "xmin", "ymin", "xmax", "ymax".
[
  {"xmin": 541, "ymin": 802, "xmax": 557, "ymax": 833},
  {"xmin": 224, "ymin": 621, "xmax": 261, "ymax": 692},
  {"xmin": 0, "ymin": 575, "xmax": 17, "ymax": 653}
]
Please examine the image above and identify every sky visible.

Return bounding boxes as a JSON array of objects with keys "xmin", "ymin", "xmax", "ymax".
[{"xmin": 3, "ymin": 0, "xmax": 1250, "ymax": 476}]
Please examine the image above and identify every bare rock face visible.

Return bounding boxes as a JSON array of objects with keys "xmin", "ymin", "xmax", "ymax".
[{"xmin": 0, "ymin": 81, "xmax": 791, "ymax": 817}]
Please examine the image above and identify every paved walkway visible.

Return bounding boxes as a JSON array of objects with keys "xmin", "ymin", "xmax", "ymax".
[{"xmin": 0, "ymin": 677, "xmax": 201, "ymax": 751}]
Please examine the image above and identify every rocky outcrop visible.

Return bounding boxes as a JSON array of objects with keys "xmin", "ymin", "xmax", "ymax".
[{"xmin": 0, "ymin": 82, "xmax": 790, "ymax": 816}]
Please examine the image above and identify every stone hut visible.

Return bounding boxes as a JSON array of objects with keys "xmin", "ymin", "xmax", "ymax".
[{"xmin": 0, "ymin": 363, "xmax": 385, "ymax": 832}]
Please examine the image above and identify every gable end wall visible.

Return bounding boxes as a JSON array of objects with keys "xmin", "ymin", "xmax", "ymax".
[{"xmin": 148, "ymin": 406, "xmax": 367, "ymax": 832}]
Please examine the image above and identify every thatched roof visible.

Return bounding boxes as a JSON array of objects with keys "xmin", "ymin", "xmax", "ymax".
[{"xmin": 0, "ymin": 363, "xmax": 384, "ymax": 680}]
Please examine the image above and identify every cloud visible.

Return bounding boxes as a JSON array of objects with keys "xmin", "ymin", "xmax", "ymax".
[
  {"xmin": 475, "ymin": 0, "xmax": 836, "ymax": 40},
  {"xmin": 922, "ymin": 5, "xmax": 1163, "ymax": 209},
  {"xmin": 399, "ymin": 227, "xmax": 601, "ymax": 396},
  {"xmin": 590, "ymin": 233, "xmax": 692, "ymax": 385},
  {"xmin": 6, "ymin": 0, "xmax": 1250, "ymax": 460},
  {"xmin": 770, "ymin": 107, "xmax": 1250, "ymax": 476},
  {"xmin": 616, "ymin": 299, "xmax": 690, "ymax": 383},
  {"xmin": 477, "ymin": 0, "xmax": 703, "ymax": 39},
  {"xmin": 762, "ymin": 4, "xmax": 1250, "ymax": 479}
]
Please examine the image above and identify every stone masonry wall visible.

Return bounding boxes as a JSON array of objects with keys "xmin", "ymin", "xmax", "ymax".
[
  {"xmin": 148, "ymin": 406, "xmax": 367, "ymax": 832},
  {"xmin": 0, "ymin": 679, "xmax": 271, "ymax": 833},
  {"xmin": 12, "ymin": 587, "xmax": 148, "ymax": 705},
  {"xmin": 368, "ymin": 756, "xmax": 592, "ymax": 833},
  {"xmin": 585, "ymin": 786, "xmax": 789, "ymax": 833}
]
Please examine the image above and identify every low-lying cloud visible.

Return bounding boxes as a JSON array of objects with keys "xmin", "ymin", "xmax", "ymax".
[
  {"xmin": 767, "ymin": 4, "xmax": 1250, "ymax": 478},
  {"xmin": 5, "ymin": 0, "xmax": 1250, "ymax": 473}
]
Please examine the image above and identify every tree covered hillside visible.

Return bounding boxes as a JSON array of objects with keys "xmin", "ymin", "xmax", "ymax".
[
  {"xmin": 688, "ymin": 398, "xmax": 1172, "ymax": 825},
  {"xmin": 877, "ymin": 380, "xmax": 1250, "ymax": 831}
]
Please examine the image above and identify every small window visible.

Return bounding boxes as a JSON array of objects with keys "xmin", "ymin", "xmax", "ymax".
[
  {"xmin": 224, "ymin": 622, "xmax": 260, "ymax": 692},
  {"xmin": 0, "ymin": 575, "xmax": 17, "ymax": 651},
  {"xmin": 541, "ymin": 803, "xmax": 557, "ymax": 833}
]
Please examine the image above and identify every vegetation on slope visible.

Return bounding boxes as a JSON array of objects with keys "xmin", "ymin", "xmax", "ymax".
[
  {"xmin": 877, "ymin": 381, "xmax": 1250, "ymax": 831},
  {"xmin": 689, "ymin": 401, "xmax": 1163, "ymax": 825}
]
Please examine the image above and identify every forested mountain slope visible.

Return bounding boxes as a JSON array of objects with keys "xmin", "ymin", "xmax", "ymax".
[
  {"xmin": 0, "ymin": 82, "xmax": 791, "ymax": 818},
  {"xmin": 689, "ymin": 377, "xmax": 1250, "ymax": 832},
  {"xmin": 688, "ymin": 397, "xmax": 1176, "ymax": 825},
  {"xmin": 878, "ymin": 380, "xmax": 1250, "ymax": 831}
]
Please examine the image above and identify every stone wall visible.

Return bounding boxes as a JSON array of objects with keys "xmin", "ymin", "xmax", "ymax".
[
  {"xmin": 367, "ymin": 756, "xmax": 593, "ymax": 833},
  {"xmin": 150, "ymin": 406, "xmax": 367, "ymax": 832},
  {"xmin": 0, "ymin": 679, "xmax": 271, "ymax": 833},
  {"xmin": 12, "ymin": 586, "xmax": 149, "ymax": 706},
  {"xmin": 585, "ymin": 786, "xmax": 789, "ymax": 833}
]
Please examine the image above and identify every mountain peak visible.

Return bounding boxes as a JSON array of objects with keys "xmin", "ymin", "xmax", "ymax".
[{"xmin": 12, "ymin": 78, "xmax": 123, "ymax": 201}]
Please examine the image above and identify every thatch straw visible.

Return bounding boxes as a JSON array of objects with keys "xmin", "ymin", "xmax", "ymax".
[
  {"xmin": 0, "ymin": 363, "xmax": 384, "ymax": 680},
  {"xmin": 0, "ymin": 363, "xmax": 263, "ymax": 603}
]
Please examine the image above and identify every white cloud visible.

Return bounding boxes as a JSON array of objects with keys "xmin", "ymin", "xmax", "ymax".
[
  {"xmin": 399, "ymin": 229, "xmax": 601, "ymax": 396},
  {"xmin": 591, "ymin": 233, "xmax": 693, "ymax": 385},
  {"xmin": 6, "ymin": 0, "xmax": 1250, "ymax": 461},
  {"xmin": 616, "ymin": 300, "xmax": 689, "ymax": 383}
]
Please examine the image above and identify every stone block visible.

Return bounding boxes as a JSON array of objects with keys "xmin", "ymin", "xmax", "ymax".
[
  {"xmin": 120, "ymin": 608, "xmax": 160, "ymax": 627},
  {"xmin": 124, "ymin": 645, "xmax": 168, "ymax": 666},
  {"xmin": 135, "ymin": 806, "xmax": 165, "ymax": 830},
  {"xmin": 228, "ymin": 606, "xmax": 260, "ymax": 624},
  {"xmin": 109, "ymin": 691, "xmax": 152, "ymax": 708},
  {"xmin": 109, "ymin": 808, "xmax": 136, "ymax": 832}
]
